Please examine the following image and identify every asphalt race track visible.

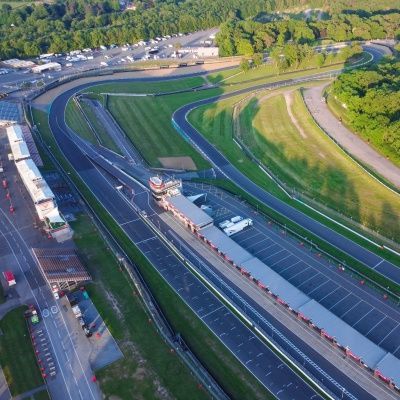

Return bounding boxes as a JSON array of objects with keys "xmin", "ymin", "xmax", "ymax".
[
  {"xmin": 46, "ymin": 113, "xmax": 376, "ymax": 399},
  {"xmin": 198, "ymin": 188, "xmax": 400, "ymax": 358},
  {"xmin": 44, "ymin": 45, "xmax": 397, "ymax": 400},
  {"xmin": 48, "ymin": 105, "xmax": 328, "ymax": 399},
  {"xmin": 171, "ymin": 47, "xmax": 400, "ymax": 286}
]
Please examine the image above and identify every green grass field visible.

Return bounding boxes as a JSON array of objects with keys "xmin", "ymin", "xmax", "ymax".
[
  {"xmin": 71, "ymin": 215, "xmax": 211, "ymax": 400},
  {"xmin": 188, "ymin": 88, "xmax": 400, "ymax": 268},
  {"xmin": 0, "ymin": 307, "xmax": 44, "ymax": 396},
  {"xmin": 208, "ymin": 52, "xmax": 371, "ymax": 94},
  {"xmin": 107, "ymin": 90, "xmax": 219, "ymax": 170},
  {"xmin": 87, "ymin": 76, "xmax": 206, "ymax": 95},
  {"xmin": 79, "ymin": 100, "xmax": 121, "ymax": 154},
  {"xmin": 32, "ymin": 107, "xmax": 271, "ymax": 400},
  {"xmin": 65, "ymin": 100, "xmax": 98, "ymax": 145},
  {"xmin": 237, "ymin": 89, "xmax": 400, "ymax": 241}
]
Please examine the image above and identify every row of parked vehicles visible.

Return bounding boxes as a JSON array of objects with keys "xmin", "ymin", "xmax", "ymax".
[{"xmin": 69, "ymin": 294, "xmax": 92, "ymax": 337}]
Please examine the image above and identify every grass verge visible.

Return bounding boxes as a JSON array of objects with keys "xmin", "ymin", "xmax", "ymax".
[
  {"xmin": 65, "ymin": 99, "xmax": 98, "ymax": 145},
  {"xmin": 236, "ymin": 88, "xmax": 400, "ymax": 241},
  {"xmin": 188, "ymin": 91, "xmax": 400, "ymax": 268},
  {"xmin": 107, "ymin": 90, "xmax": 219, "ymax": 170},
  {"xmin": 87, "ymin": 76, "xmax": 206, "ymax": 95},
  {"xmin": 79, "ymin": 100, "xmax": 121, "ymax": 154},
  {"xmin": 0, "ymin": 306, "xmax": 45, "ymax": 396},
  {"xmin": 32, "ymin": 107, "xmax": 270, "ymax": 400}
]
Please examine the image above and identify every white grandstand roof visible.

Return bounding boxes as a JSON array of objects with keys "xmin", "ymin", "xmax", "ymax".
[
  {"xmin": 167, "ymin": 194, "xmax": 213, "ymax": 229},
  {"xmin": 6, "ymin": 124, "xmax": 24, "ymax": 142},
  {"xmin": 375, "ymin": 353, "xmax": 400, "ymax": 387},
  {"xmin": 241, "ymin": 257, "xmax": 310, "ymax": 309},
  {"xmin": 201, "ymin": 225, "xmax": 253, "ymax": 265},
  {"xmin": 299, "ymin": 300, "xmax": 387, "ymax": 367},
  {"xmin": 10, "ymin": 140, "xmax": 30, "ymax": 161},
  {"xmin": 15, "ymin": 159, "xmax": 54, "ymax": 203}
]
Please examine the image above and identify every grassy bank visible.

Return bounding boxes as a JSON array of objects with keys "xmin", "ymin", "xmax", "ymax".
[
  {"xmin": 87, "ymin": 76, "xmax": 206, "ymax": 95},
  {"xmin": 79, "ymin": 99, "xmax": 121, "ymax": 154},
  {"xmin": 65, "ymin": 100, "xmax": 98, "ymax": 145},
  {"xmin": 0, "ymin": 306, "xmax": 45, "ymax": 396},
  {"xmin": 32, "ymin": 107, "xmax": 270, "ymax": 400},
  {"xmin": 236, "ymin": 89, "xmax": 400, "ymax": 241},
  {"xmin": 107, "ymin": 90, "xmax": 219, "ymax": 170}
]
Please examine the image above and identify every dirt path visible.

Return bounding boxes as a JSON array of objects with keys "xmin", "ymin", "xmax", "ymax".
[
  {"xmin": 303, "ymin": 83, "xmax": 400, "ymax": 189},
  {"xmin": 283, "ymin": 91, "xmax": 308, "ymax": 139}
]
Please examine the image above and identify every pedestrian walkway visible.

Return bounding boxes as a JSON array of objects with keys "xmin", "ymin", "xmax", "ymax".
[{"xmin": 303, "ymin": 83, "xmax": 400, "ymax": 189}]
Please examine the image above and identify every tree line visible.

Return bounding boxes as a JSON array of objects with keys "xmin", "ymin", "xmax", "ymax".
[
  {"xmin": 216, "ymin": 11, "xmax": 400, "ymax": 57},
  {"xmin": 1, "ymin": 0, "xmax": 399, "ymax": 59},
  {"xmin": 331, "ymin": 54, "xmax": 400, "ymax": 157}
]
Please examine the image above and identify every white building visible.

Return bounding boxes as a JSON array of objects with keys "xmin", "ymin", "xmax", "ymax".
[
  {"xmin": 15, "ymin": 158, "xmax": 57, "ymax": 220},
  {"xmin": 6, "ymin": 124, "xmax": 24, "ymax": 142},
  {"xmin": 31, "ymin": 62, "xmax": 61, "ymax": 74},
  {"xmin": 180, "ymin": 46, "xmax": 219, "ymax": 57},
  {"xmin": 10, "ymin": 140, "xmax": 30, "ymax": 162}
]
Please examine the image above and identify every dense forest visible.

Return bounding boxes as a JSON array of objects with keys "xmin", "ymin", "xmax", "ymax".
[
  {"xmin": 0, "ymin": 0, "xmax": 399, "ymax": 59},
  {"xmin": 216, "ymin": 12, "xmax": 400, "ymax": 56},
  {"xmin": 331, "ymin": 55, "xmax": 400, "ymax": 157}
]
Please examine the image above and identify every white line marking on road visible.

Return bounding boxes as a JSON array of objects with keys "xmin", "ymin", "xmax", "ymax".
[
  {"xmin": 377, "ymin": 322, "xmax": 399, "ymax": 344},
  {"xmin": 372, "ymin": 259, "xmax": 385, "ymax": 269},
  {"xmin": 200, "ymin": 305, "xmax": 224, "ymax": 320}
]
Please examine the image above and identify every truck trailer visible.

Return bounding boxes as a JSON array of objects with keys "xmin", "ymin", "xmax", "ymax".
[{"xmin": 223, "ymin": 218, "xmax": 253, "ymax": 236}]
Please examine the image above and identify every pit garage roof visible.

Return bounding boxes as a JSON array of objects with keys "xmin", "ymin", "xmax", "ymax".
[
  {"xmin": 10, "ymin": 140, "xmax": 30, "ymax": 161},
  {"xmin": 241, "ymin": 257, "xmax": 310, "ymax": 309},
  {"xmin": 201, "ymin": 225, "xmax": 253, "ymax": 265},
  {"xmin": 375, "ymin": 353, "xmax": 400, "ymax": 387},
  {"xmin": 32, "ymin": 248, "xmax": 90, "ymax": 285},
  {"xmin": 299, "ymin": 300, "xmax": 387, "ymax": 368},
  {"xmin": 167, "ymin": 194, "xmax": 213, "ymax": 229},
  {"xmin": 6, "ymin": 124, "xmax": 24, "ymax": 142},
  {"xmin": 0, "ymin": 102, "xmax": 21, "ymax": 124},
  {"xmin": 15, "ymin": 158, "xmax": 54, "ymax": 203}
]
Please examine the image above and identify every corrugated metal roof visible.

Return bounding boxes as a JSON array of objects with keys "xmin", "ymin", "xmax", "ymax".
[
  {"xmin": 167, "ymin": 194, "xmax": 213, "ymax": 229},
  {"xmin": 10, "ymin": 140, "xmax": 30, "ymax": 161},
  {"xmin": 201, "ymin": 225, "xmax": 253, "ymax": 265},
  {"xmin": 299, "ymin": 300, "xmax": 387, "ymax": 367},
  {"xmin": 241, "ymin": 257, "xmax": 310, "ymax": 309},
  {"xmin": 15, "ymin": 158, "xmax": 55, "ymax": 203},
  {"xmin": 32, "ymin": 248, "xmax": 90, "ymax": 284}
]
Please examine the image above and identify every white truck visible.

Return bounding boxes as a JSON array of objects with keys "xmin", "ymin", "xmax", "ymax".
[
  {"xmin": 219, "ymin": 216, "xmax": 243, "ymax": 229},
  {"xmin": 224, "ymin": 218, "xmax": 253, "ymax": 236},
  {"xmin": 72, "ymin": 305, "xmax": 82, "ymax": 318}
]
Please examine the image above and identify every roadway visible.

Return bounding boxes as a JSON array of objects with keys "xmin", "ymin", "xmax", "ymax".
[
  {"xmin": 47, "ymin": 99, "xmax": 380, "ymax": 400},
  {"xmin": 43, "ymin": 45, "xmax": 398, "ymax": 399},
  {"xmin": 0, "ymin": 196, "xmax": 100, "ymax": 400},
  {"xmin": 47, "ymin": 111, "xmax": 326, "ymax": 399},
  {"xmin": 170, "ymin": 45, "xmax": 400, "ymax": 285}
]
